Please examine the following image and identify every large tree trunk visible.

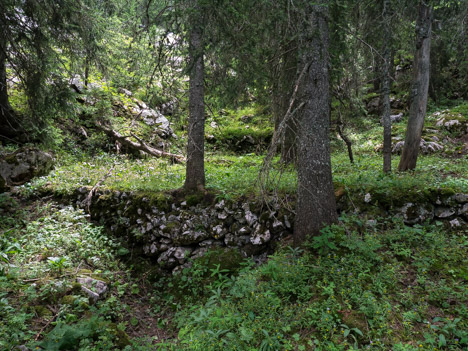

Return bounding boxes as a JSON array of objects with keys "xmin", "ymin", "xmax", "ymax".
[
  {"xmin": 381, "ymin": 0, "xmax": 392, "ymax": 173},
  {"xmin": 294, "ymin": 1, "xmax": 338, "ymax": 246},
  {"xmin": 398, "ymin": 2, "xmax": 432, "ymax": 171},
  {"xmin": 184, "ymin": 3, "xmax": 205, "ymax": 191},
  {"xmin": 0, "ymin": 36, "xmax": 19, "ymax": 140}
]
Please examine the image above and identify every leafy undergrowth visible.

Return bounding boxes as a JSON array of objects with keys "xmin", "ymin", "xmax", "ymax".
[
  {"xmin": 0, "ymin": 194, "xmax": 175, "ymax": 350},
  {"xmin": 2, "ymin": 191, "xmax": 466, "ymax": 350},
  {"xmin": 168, "ymin": 216, "xmax": 467, "ymax": 350}
]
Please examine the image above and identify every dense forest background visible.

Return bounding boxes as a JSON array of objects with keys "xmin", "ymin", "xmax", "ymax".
[{"xmin": 0, "ymin": 0, "xmax": 467, "ymax": 350}]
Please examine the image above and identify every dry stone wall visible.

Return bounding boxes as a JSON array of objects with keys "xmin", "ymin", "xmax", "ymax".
[
  {"xmin": 72, "ymin": 187, "xmax": 467, "ymax": 273},
  {"xmin": 74, "ymin": 188, "xmax": 293, "ymax": 273}
]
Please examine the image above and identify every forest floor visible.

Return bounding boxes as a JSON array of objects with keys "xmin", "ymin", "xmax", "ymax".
[{"xmin": 0, "ymin": 102, "xmax": 467, "ymax": 350}]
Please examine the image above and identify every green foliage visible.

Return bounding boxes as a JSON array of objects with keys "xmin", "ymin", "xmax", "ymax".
[
  {"xmin": 37, "ymin": 316, "xmax": 131, "ymax": 350},
  {"xmin": 164, "ymin": 215, "xmax": 467, "ymax": 350}
]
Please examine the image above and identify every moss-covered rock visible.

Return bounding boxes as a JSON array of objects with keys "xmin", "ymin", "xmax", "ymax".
[
  {"xmin": 197, "ymin": 248, "xmax": 245, "ymax": 273},
  {"xmin": 34, "ymin": 305, "xmax": 53, "ymax": 318},
  {"xmin": 61, "ymin": 295, "xmax": 77, "ymax": 305}
]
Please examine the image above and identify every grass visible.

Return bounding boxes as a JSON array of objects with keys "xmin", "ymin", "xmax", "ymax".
[
  {"xmin": 2, "ymin": 100, "xmax": 467, "ymax": 350},
  {"xmin": 26, "ymin": 150, "xmax": 467, "ymax": 207}
]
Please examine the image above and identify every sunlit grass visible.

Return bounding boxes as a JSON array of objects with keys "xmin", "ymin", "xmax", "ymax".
[{"xmin": 28, "ymin": 148, "xmax": 467, "ymax": 203}]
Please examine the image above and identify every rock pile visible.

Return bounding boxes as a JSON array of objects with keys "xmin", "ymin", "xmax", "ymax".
[
  {"xmin": 397, "ymin": 193, "xmax": 468, "ymax": 226},
  {"xmin": 74, "ymin": 188, "xmax": 292, "ymax": 273}
]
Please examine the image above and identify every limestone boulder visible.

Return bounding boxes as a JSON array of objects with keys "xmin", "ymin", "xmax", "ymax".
[{"xmin": 0, "ymin": 147, "xmax": 54, "ymax": 189}]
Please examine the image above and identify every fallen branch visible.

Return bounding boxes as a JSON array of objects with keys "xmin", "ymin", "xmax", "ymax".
[
  {"xmin": 258, "ymin": 61, "xmax": 310, "ymax": 194},
  {"xmin": 96, "ymin": 122, "xmax": 186, "ymax": 163},
  {"xmin": 81, "ymin": 165, "xmax": 115, "ymax": 211},
  {"xmin": 35, "ymin": 311, "xmax": 59, "ymax": 341}
]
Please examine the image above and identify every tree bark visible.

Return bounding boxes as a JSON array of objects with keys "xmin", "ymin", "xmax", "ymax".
[
  {"xmin": 398, "ymin": 1, "xmax": 432, "ymax": 171},
  {"xmin": 382, "ymin": 0, "xmax": 392, "ymax": 173},
  {"xmin": 294, "ymin": 1, "xmax": 338, "ymax": 246},
  {"xmin": 0, "ymin": 35, "xmax": 19, "ymax": 140},
  {"xmin": 279, "ymin": 40, "xmax": 298, "ymax": 165},
  {"xmin": 184, "ymin": 3, "xmax": 205, "ymax": 191}
]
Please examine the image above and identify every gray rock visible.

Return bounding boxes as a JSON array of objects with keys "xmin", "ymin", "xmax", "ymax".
[
  {"xmin": 458, "ymin": 203, "xmax": 468, "ymax": 219},
  {"xmin": 272, "ymin": 219, "xmax": 283, "ymax": 230},
  {"xmin": 172, "ymin": 230, "xmax": 210, "ymax": 245},
  {"xmin": 77, "ymin": 277, "xmax": 108, "ymax": 302},
  {"xmin": 168, "ymin": 214, "xmax": 179, "ymax": 222},
  {"xmin": 157, "ymin": 248, "xmax": 177, "ymax": 267},
  {"xmin": 224, "ymin": 233, "xmax": 238, "ymax": 247},
  {"xmin": 238, "ymin": 226, "xmax": 251, "ymax": 235},
  {"xmin": 191, "ymin": 247, "xmax": 208, "ymax": 259},
  {"xmin": 215, "ymin": 200, "xmax": 225, "ymax": 209},
  {"xmin": 174, "ymin": 247, "xmax": 193, "ymax": 263},
  {"xmin": 245, "ymin": 211, "xmax": 258, "ymax": 226},
  {"xmin": 284, "ymin": 216, "xmax": 291, "ymax": 229},
  {"xmin": 172, "ymin": 262, "xmax": 193, "ymax": 275},
  {"xmin": 250, "ymin": 228, "xmax": 271, "ymax": 245},
  {"xmin": 143, "ymin": 242, "xmax": 158, "ymax": 255},
  {"xmin": 392, "ymin": 139, "xmax": 443, "ymax": 155},
  {"xmin": 0, "ymin": 147, "xmax": 54, "ymax": 186},
  {"xmin": 452, "ymin": 193, "xmax": 468, "ymax": 204},
  {"xmin": 435, "ymin": 207, "xmax": 455, "ymax": 218},
  {"xmin": 399, "ymin": 203, "xmax": 434, "ymax": 225},
  {"xmin": 212, "ymin": 224, "xmax": 226, "ymax": 239},
  {"xmin": 449, "ymin": 218, "xmax": 464, "ymax": 228}
]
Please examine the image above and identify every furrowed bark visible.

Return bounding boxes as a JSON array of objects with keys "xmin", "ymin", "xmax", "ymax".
[
  {"xmin": 382, "ymin": 0, "xmax": 392, "ymax": 173},
  {"xmin": 185, "ymin": 1, "xmax": 205, "ymax": 191},
  {"xmin": 294, "ymin": 1, "xmax": 338, "ymax": 246},
  {"xmin": 398, "ymin": 1, "xmax": 432, "ymax": 171}
]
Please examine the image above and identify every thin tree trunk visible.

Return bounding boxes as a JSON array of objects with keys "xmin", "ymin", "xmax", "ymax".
[
  {"xmin": 337, "ymin": 111, "xmax": 354, "ymax": 164},
  {"xmin": 294, "ymin": 1, "xmax": 338, "ymax": 246},
  {"xmin": 84, "ymin": 52, "xmax": 90, "ymax": 88},
  {"xmin": 185, "ymin": 3, "xmax": 205, "ymax": 191},
  {"xmin": 382, "ymin": 0, "xmax": 392, "ymax": 173},
  {"xmin": 398, "ymin": 1, "xmax": 432, "ymax": 171},
  {"xmin": 280, "ymin": 40, "xmax": 298, "ymax": 165}
]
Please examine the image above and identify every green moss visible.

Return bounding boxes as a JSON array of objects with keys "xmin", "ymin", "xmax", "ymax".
[
  {"xmin": 107, "ymin": 322, "xmax": 131, "ymax": 347},
  {"xmin": 197, "ymin": 248, "xmax": 246, "ymax": 273},
  {"xmin": 72, "ymin": 282, "xmax": 82, "ymax": 293},
  {"xmin": 186, "ymin": 192, "xmax": 204, "ymax": 206},
  {"xmin": 147, "ymin": 192, "xmax": 173, "ymax": 211},
  {"xmin": 163, "ymin": 221, "xmax": 178, "ymax": 233},
  {"xmin": 97, "ymin": 193, "xmax": 113, "ymax": 202},
  {"xmin": 61, "ymin": 295, "xmax": 77, "ymax": 305},
  {"xmin": 34, "ymin": 305, "xmax": 53, "ymax": 318}
]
